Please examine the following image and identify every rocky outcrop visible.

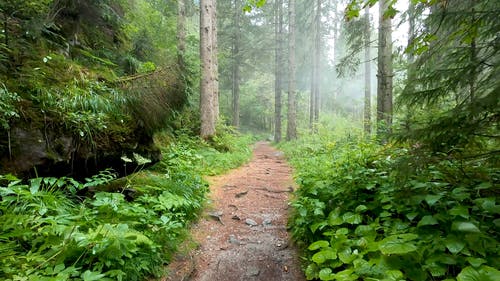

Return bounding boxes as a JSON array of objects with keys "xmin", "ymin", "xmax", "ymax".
[{"xmin": 0, "ymin": 123, "xmax": 161, "ymax": 179}]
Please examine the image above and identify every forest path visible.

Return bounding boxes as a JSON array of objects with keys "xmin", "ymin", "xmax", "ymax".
[{"xmin": 164, "ymin": 141, "xmax": 305, "ymax": 281}]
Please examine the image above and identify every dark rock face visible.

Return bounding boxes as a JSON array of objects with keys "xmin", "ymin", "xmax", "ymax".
[{"xmin": 0, "ymin": 124, "xmax": 161, "ymax": 179}]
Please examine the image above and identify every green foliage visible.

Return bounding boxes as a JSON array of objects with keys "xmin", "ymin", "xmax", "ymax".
[
  {"xmin": 32, "ymin": 80, "xmax": 131, "ymax": 141},
  {"xmin": 152, "ymin": 125, "xmax": 254, "ymax": 176},
  {"xmin": 282, "ymin": 132, "xmax": 500, "ymax": 280},
  {"xmin": 0, "ymin": 84, "xmax": 20, "ymax": 130},
  {"xmin": 0, "ymin": 130, "xmax": 253, "ymax": 279},
  {"xmin": 397, "ymin": 0, "xmax": 499, "ymax": 159},
  {"xmin": 243, "ymin": 0, "xmax": 268, "ymax": 12}
]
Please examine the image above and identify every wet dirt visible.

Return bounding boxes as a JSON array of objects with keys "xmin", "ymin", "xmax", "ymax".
[{"xmin": 164, "ymin": 141, "xmax": 305, "ymax": 281}]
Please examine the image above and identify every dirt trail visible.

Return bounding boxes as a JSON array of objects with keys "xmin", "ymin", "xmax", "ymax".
[{"xmin": 165, "ymin": 141, "xmax": 305, "ymax": 281}]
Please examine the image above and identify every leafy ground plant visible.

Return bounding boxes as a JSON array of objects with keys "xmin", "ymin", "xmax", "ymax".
[
  {"xmin": 281, "ymin": 134, "xmax": 500, "ymax": 281},
  {"xmin": 0, "ymin": 130, "xmax": 253, "ymax": 280}
]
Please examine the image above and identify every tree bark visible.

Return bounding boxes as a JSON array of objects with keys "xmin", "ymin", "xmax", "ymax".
[
  {"xmin": 286, "ymin": 0, "xmax": 297, "ymax": 141},
  {"xmin": 177, "ymin": 0, "xmax": 187, "ymax": 67},
  {"xmin": 274, "ymin": 0, "xmax": 283, "ymax": 142},
  {"xmin": 231, "ymin": 0, "xmax": 241, "ymax": 128},
  {"xmin": 313, "ymin": 0, "xmax": 320, "ymax": 125},
  {"xmin": 363, "ymin": 5, "xmax": 371, "ymax": 135},
  {"xmin": 309, "ymin": 0, "xmax": 320, "ymax": 130},
  {"xmin": 212, "ymin": 0, "xmax": 219, "ymax": 121},
  {"xmin": 200, "ymin": 0, "xmax": 218, "ymax": 138},
  {"xmin": 376, "ymin": 0, "xmax": 393, "ymax": 135}
]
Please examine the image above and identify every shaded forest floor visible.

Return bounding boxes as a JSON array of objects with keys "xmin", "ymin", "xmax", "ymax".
[{"xmin": 164, "ymin": 141, "xmax": 305, "ymax": 281}]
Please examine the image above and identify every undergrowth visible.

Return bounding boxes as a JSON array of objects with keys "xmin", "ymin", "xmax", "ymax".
[
  {"xmin": 0, "ymin": 127, "xmax": 253, "ymax": 280},
  {"xmin": 281, "ymin": 131, "xmax": 500, "ymax": 281}
]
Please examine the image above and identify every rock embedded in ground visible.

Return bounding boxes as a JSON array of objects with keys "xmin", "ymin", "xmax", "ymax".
[
  {"xmin": 262, "ymin": 218, "xmax": 272, "ymax": 226},
  {"xmin": 245, "ymin": 218, "xmax": 259, "ymax": 226}
]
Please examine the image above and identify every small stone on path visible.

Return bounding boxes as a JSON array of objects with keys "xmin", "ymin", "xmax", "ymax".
[{"xmin": 245, "ymin": 218, "xmax": 258, "ymax": 226}]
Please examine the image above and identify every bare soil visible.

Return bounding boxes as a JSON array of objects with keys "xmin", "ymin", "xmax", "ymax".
[{"xmin": 164, "ymin": 141, "xmax": 305, "ymax": 281}]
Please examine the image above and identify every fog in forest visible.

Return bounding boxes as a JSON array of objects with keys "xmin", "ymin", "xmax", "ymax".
[{"xmin": 215, "ymin": 0, "xmax": 410, "ymax": 136}]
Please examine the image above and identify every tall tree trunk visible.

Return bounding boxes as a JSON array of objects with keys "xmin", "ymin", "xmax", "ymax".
[
  {"xmin": 309, "ymin": 0, "xmax": 321, "ymax": 129},
  {"xmin": 231, "ymin": 0, "xmax": 241, "ymax": 128},
  {"xmin": 200, "ymin": 0, "xmax": 218, "ymax": 138},
  {"xmin": 469, "ymin": 3, "xmax": 476, "ymax": 103},
  {"xmin": 286, "ymin": 0, "xmax": 297, "ymax": 141},
  {"xmin": 313, "ymin": 0, "xmax": 321, "ymax": 124},
  {"xmin": 309, "ymin": 0, "xmax": 321, "ymax": 130},
  {"xmin": 212, "ymin": 0, "xmax": 219, "ymax": 121},
  {"xmin": 177, "ymin": 0, "xmax": 187, "ymax": 67},
  {"xmin": 274, "ymin": 0, "xmax": 283, "ymax": 142},
  {"xmin": 363, "ymin": 5, "xmax": 371, "ymax": 135},
  {"xmin": 407, "ymin": 1, "xmax": 416, "ymax": 91},
  {"xmin": 376, "ymin": 0, "xmax": 393, "ymax": 135}
]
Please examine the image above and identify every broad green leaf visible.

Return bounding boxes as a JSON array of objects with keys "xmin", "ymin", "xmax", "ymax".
[
  {"xmin": 406, "ymin": 212, "xmax": 418, "ymax": 221},
  {"xmin": 81, "ymin": 270, "xmax": 106, "ymax": 281},
  {"xmin": 457, "ymin": 266, "xmax": 500, "ymax": 281},
  {"xmin": 328, "ymin": 211, "xmax": 343, "ymax": 226},
  {"xmin": 379, "ymin": 234, "xmax": 418, "ymax": 255},
  {"xmin": 318, "ymin": 268, "xmax": 335, "ymax": 281},
  {"xmin": 336, "ymin": 228, "xmax": 349, "ymax": 235},
  {"xmin": 445, "ymin": 237, "xmax": 465, "ymax": 254},
  {"xmin": 305, "ymin": 264, "xmax": 318, "ymax": 280},
  {"xmin": 426, "ymin": 262, "xmax": 447, "ymax": 277},
  {"xmin": 30, "ymin": 178, "xmax": 41, "ymax": 194},
  {"xmin": 449, "ymin": 206, "xmax": 470, "ymax": 219},
  {"xmin": 379, "ymin": 241, "xmax": 417, "ymax": 255},
  {"xmin": 338, "ymin": 248, "xmax": 356, "ymax": 264},
  {"xmin": 334, "ymin": 269, "xmax": 358, "ymax": 281},
  {"xmin": 355, "ymin": 225, "xmax": 375, "ymax": 236},
  {"xmin": 380, "ymin": 211, "xmax": 391, "ymax": 218},
  {"xmin": 343, "ymin": 212, "xmax": 362, "ymax": 224},
  {"xmin": 425, "ymin": 194, "xmax": 442, "ymax": 206},
  {"xmin": 475, "ymin": 182, "xmax": 492, "ymax": 190},
  {"xmin": 311, "ymin": 221, "xmax": 327, "ymax": 233},
  {"xmin": 308, "ymin": 240, "xmax": 329, "ymax": 251},
  {"xmin": 466, "ymin": 257, "xmax": 486, "ymax": 268},
  {"xmin": 417, "ymin": 215, "xmax": 438, "ymax": 227},
  {"xmin": 312, "ymin": 248, "xmax": 337, "ymax": 264},
  {"xmin": 53, "ymin": 264, "xmax": 65, "ymax": 274},
  {"xmin": 452, "ymin": 222, "xmax": 480, "ymax": 233},
  {"xmin": 451, "ymin": 187, "xmax": 470, "ymax": 201},
  {"xmin": 355, "ymin": 205, "xmax": 368, "ymax": 213},
  {"xmin": 384, "ymin": 270, "xmax": 404, "ymax": 280}
]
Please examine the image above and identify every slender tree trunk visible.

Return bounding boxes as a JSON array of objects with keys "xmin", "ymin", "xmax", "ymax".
[
  {"xmin": 286, "ymin": 0, "xmax": 297, "ymax": 141},
  {"xmin": 363, "ymin": 6, "xmax": 371, "ymax": 135},
  {"xmin": 376, "ymin": 0, "xmax": 393, "ymax": 135},
  {"xmin": 200, "ymin": 0, "xmax": 218, "ymax": 138},
  {"xmin": 212, "ymin": 0, "xmax": 219, "ymax": 121},
  {"xmin": 407, "ymin": 1, "xmax": 416, "ymax": 92},
  {"xmin": 407, "ymin": 2, "xmax": 415, "ymax": 66},
  {"xmin": 274, "ymin": 0, "xmax": 283, "ymax": 142},
  {"xmin": 309, "ymin": 62, "xmax": 315, "ymax": 129},
  {"xmin": 469, "ymin": 3, "xmax": 476, "ymax": 103},
  {"xmin": 309, "ymin": 0, "xmax": 321, "ymax": 130},
  {"xmin": 313, "ymin": 0, "xmax": 321, "ymax": 124},
  {"xmin": 177, "ymin": 0, "xmax": 187, "ymax": 67},
  {"xmin": 231, "ymin": 0, "xmax": 241, "ymax": 128}
]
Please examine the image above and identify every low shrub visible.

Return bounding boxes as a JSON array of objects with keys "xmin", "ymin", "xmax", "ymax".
[{"xmin": 282, "ymin": 135, "xmax": 500, "ymax": 281}]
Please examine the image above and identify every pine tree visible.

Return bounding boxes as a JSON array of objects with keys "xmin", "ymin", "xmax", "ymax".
[
  {"xmin": 200, "ymin": 0, "xmax": 218, "ymax": 139},
  {"xmin": 274, "ymin": 0, "xmax": 283, "ymax": 142},
  {"xmin": 376, "ymin": 0, "xmax": 393, "ymax": 135},
  {"xmin": 286, "ymin": 0, "xmax": 297, "ymax": 141}
]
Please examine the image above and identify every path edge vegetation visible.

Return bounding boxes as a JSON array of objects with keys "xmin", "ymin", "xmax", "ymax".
[
  {"xmin": 0, "ymin": 124, "xmax": 254, "ymax": 281},
  {"xmin": 279, "ymin": 120, "xmax": 499, "ymax": 281}
]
